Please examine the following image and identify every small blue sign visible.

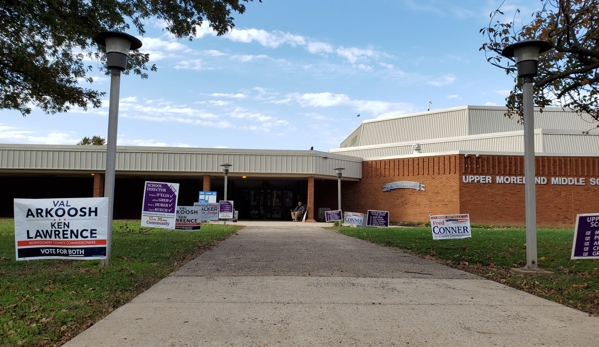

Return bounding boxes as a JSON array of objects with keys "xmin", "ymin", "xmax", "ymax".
[{"xmin": 199, "ymin": 191, "xmax": 217, "ymax": 204}]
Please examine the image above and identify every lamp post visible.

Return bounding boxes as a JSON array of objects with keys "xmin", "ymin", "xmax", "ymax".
[
  {"xmin": 334, "ymin": 168, "xmax": 345, "ymax": 211},
  {"xmin": 221, "ymin": 163, "xmax": 232, "ymax": 201},
  {"xmin": 93, "ymin": 31, "xmax": 142, "ymax": 267},
  {"xmin": 220, "ymin": 163, "xmax": 232, "ymax": 225},
  {"xmin": 501, "ymin": 40, "xmax": 552, "ymax": 273}
]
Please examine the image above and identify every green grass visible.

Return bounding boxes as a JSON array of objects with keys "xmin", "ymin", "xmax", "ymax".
[
  {"xmin": 335, "ymin": 226, "xmax": 599, "ymax": 315},
  {"xmin": 0, "ymin": 219, "xmax": 239, "ymax": 347}
]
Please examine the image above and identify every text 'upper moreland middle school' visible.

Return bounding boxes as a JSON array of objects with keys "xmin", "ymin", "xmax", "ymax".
[{"xmin": 462, "ymin": 175, "xmax": 597, "ymax": 186}]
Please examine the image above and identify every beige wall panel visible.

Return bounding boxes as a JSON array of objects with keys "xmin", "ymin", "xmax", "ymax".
[{"xmin": 0, "ymin": 145, "xmax": 361, "ymax": 179}]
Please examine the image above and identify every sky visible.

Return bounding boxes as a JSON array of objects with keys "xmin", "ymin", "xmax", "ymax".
[{"xmin": 0, "ymin": 0, "xmax": 541, "ymax": 151}]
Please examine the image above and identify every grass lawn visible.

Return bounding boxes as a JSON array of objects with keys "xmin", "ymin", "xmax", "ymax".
[
  {"xmin": 0, "ymin": 219, "xmax": 239, "ymax": 347},
  {"xmin": 335, "ymin": 225, "xmax": 599, "ymax": 316}
]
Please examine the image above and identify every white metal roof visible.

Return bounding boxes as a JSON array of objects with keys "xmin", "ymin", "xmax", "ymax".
[
  {"xmin": 0, "ymin": 144, "xmax": 362, "ymax": 180},
  {"xmin": 331, "ymin": 129, "xmax": 599, "ymax": 160},
  {"xmin": 340, "ymin": 105, "xmax": 599, "ymax": 148}
]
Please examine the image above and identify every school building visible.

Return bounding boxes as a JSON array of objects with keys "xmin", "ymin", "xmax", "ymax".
[{"xmin": 1, "ymin": 106, "xmax": 598, "ymax": 226}]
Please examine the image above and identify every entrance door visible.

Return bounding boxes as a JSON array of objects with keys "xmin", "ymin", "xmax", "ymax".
[{"xmin": 232, "ymin": 180, "xmax": 300, "ymax": 220}]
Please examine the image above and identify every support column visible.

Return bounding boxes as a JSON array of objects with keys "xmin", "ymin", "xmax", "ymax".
[
  {"xmin": 93, "ymin": 173, "xmax": 105, "ymax": 197},
  {"xmin": 306, "ymin": 176, "xmax": 316, "ymax": 222},
  {"xmin": 203, "ymin": 175, "xmax": 211, "ymax": 191}
]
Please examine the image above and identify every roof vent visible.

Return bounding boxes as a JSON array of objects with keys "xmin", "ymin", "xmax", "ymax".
[{"xmin": 411, "ymin": 143, "xmax": 422, "ymax": 154}]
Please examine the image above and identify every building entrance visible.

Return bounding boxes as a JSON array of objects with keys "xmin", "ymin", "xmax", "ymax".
[{"xmin": 230, "ymin": 180, "xmax": 305, "ymax": 220}]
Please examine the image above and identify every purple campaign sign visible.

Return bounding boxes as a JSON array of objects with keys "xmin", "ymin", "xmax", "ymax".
[
  {"xmin": 366, "ymin": 210, "xmax": 389, "ymax": 227},
  {"xmin": 325, "ymin": 210, "xmax": 342, "ymax": 222},
  {"xmin": 218, "ymin": 200, "xmax": 234, "ymax": 219},
  {"xmin": 143, "ymin": 182, "xmax": 178, "ymax": 214},
  {"xmin": 571, "ymin": 213, "xmax": 599, "ymax": 259}
]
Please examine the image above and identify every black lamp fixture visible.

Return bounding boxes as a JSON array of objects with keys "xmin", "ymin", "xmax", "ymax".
[
  {"xmin": 501, "ymin": 40, "xmax": 552, "ymax": 79},
  {"xmin": 93, "ymin": 31, "xmax": 142, "ymax": 71}
]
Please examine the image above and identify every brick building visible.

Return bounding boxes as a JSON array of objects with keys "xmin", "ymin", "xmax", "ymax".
[
  {"xmin": 1, "ymin": 106, "xmax": 598, "ymax": 227},
  {"xmin": 330, "ymin": 106, "xmax": 599, "ymax": 227}
]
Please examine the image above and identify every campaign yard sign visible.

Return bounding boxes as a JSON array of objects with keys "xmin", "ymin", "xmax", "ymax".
[
  {"xmin": 366, "ymin": 210, "xmax": 389, "ymax": 227},
  {"xmin": 325, "ymin": 210, "xmax": 342, "ymax": 222},
  {"xmin": 175, "ymin": 206, "xmax": 202, "ymax": 231},
  {"xmin": 14, "ymin": 198, "xmax": 108, "ymax": 260},
  {"xmin": 141, "ymin": 181, "xmax": 179, "ymax": 229},
  {"xmin": 218, "ymin": 200, "xmax": 234, "ymax": 220},
  {"xmin": 194, "ymin": 202, "xmax": 220, "ymax": 221},
  {"xmin": 344, "ymin": 212, "xmax": 364, "ymax": 226},
  {"xmin": 571, "ymin": 213, "xmax": 599, "ymax": 259},
  {"xmin": 429, "ymin": 214, "xmax": 471, "ymax": 240}
]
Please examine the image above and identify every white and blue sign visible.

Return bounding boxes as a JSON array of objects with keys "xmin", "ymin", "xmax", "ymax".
[
  {"xmin": 325, "ymin": 210, "xmax": 342, "ymax": 222},
  {"xmin": 14, "ymin": 198, "xmax": 109, "ymax": 261},
  {"xmin": 344, "ymin": 212, "xmax": 364, "ymax": 226},
  {"xmin": 571, "ymin": 213, "xmax": 599, "ymax": 259},
  {"xmin": 198, "ymin": 191, "xmax": 217, "ymax": 204},
  {"xmin": 429, "ymin": 214, "xmax": 471, "ymax": 240},
  {"xmin": 194, "ymin": 202, "xmax": 220, "ymax": 221},
  {"xmin": 175, "ymin": 206, "xmax": 202, "ymax": 231}
]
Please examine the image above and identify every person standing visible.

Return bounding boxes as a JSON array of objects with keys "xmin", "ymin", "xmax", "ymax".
[{"xmin": 291, "ymin": 201, "xmax": 306, "ymax": 222}]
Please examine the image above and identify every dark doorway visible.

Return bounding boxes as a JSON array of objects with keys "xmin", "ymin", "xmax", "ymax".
[{"xmin": 229, "ymin": 179, "xmax": 306, "ymax": 220}]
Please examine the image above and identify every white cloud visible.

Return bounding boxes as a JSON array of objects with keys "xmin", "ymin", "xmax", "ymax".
[
  {"xmin": 426, "ymin": 74, "xmax": 456, "ymax": 86},
  {"xmin": 121, "ymin": 96, "xmax": 138, "ymax": 103},
  {"xmin": 230, "ymin": 112, "xmax": 274, "ymax": 122},
  {"xmin": 208, "ymin": 100, "xmax": 231, "ymax": 106},
  {"xmin": 226, "ymin": 28, "xmax": 306, "ymax": 48},
  {"xmin": 295, "ymin": 92, "xmax": 352, "ymax": 108},
  {"xmin": 0, "ymin": 124, "xmax": 78, "ymax": 144},
  {"xmin": 252, "ymin": 87, "xmax": 279, "ymax": 101},
  {"xmin": 288, "ymin": 92, "xmax": 415, "ymax": 116},
  {"xmin": 80, "ymin": 97, "xmax": 240, "ymax": 130},
  {"xmin": 336, "ymin": 47, "xmax": 378, "ymax": 64},
  {"xmin": 174, "ymin": 59, "xmax": 205, "ymax": 70},
  {"xmin": 228, "ymin": 110, "xmax": 291, "ymax": 133},
  {"xmin": 142, "ymin": 37, "xmax": 192, "ymax": 61},
  {"xmin": 357, "ymin": 64, "xmax": 373, "ymax": 71},
  {"xmin": 210, "ymin": 93, "xmax": 247, "ymax": 99},
  {"xmin": 116, "ymin": 138, "xmax": 194, "ymax": 147},
  {"xmin": 191, "ymin": 22, "xmax": 390, "ymax": 68},
  {"xmin": 202, "ymin": 50, "xmax": 227, "ymax": 56},
  {"xmin": 230, "ymin": 54, "xmax": 269, "ymax": 62},
  {"xmin": 307, "ymin": 41, "xmax": 334, "ymax": 54},
  {"xmin": 447, "ymin": 94, "xmax": 460, "ymax": 99},
  {"xmin": 485, "ymin": 101, "xmax": 500, "ymax": 106}
]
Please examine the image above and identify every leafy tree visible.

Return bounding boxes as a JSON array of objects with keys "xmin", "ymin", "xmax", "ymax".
[
  {"xmin": 480, "ymin": 0, "xmax": 599, "ymax": 121},
  {"xmin": 1, "ymin": 0, "xmax": 260, "ymax": 116},
  {"xmin": 77, "ymin": 136, "xmax": 106, "ymax": 146}
]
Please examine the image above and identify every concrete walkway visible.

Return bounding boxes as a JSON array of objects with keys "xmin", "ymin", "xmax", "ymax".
[{"xmin": 65, "ymin": 222, "xmax": 599, "ymax": 346}]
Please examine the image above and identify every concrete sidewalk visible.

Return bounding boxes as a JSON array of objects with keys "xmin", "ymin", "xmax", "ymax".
[{"xmin": 65, "ymin": 222, "xmax": 599, "ymax": 346}]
